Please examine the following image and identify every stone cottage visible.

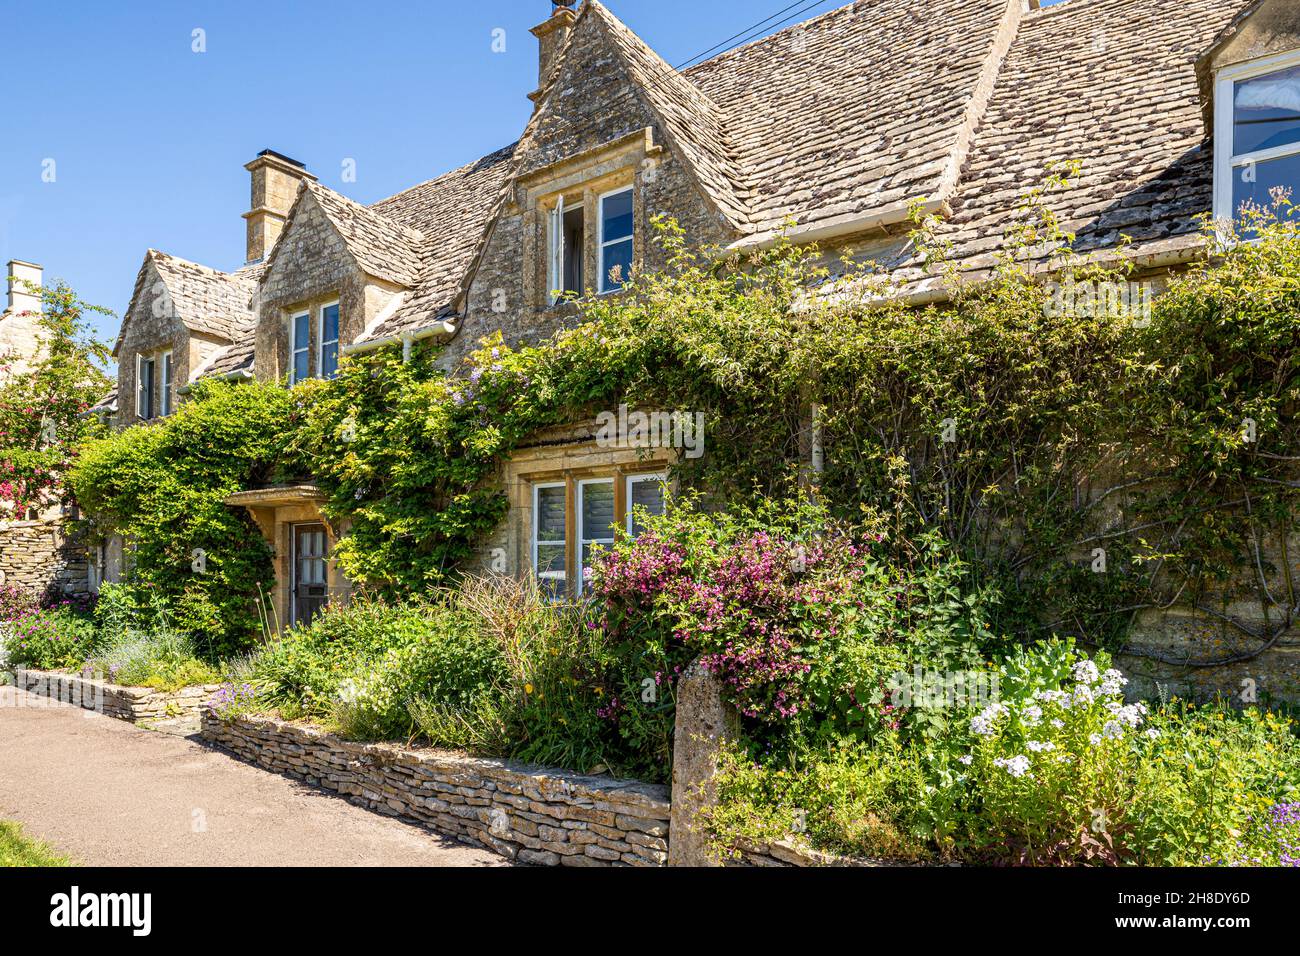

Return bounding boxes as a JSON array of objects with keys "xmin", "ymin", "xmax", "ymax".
[{"xmin": 97, "ymin": 0, "xmax": 1299, "ymax": 668}]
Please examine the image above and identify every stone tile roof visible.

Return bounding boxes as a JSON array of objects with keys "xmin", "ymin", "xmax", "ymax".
[
  {"xmin": 686, "ymin": 0, "xmax": 1020, "ymax": 240},
  {"xmin": 130, "ymin": 0, "xmax": 1258, "ymax": 375},
  {"xmin": 365, "ymin": 143, "xmax": 519, "ymax": 340},
  {"xmin": 917, "ymin": 0, "xmax": 1237, "ymax": 288},
  {"xmin": 587, "ymin": 1, "xmax": 751, "ymax": 231},
  {"xmin": 195, "ymin": 338, "xmax": 255, "ymax": 380},
  {"xmin": 300, "ymin": 180, "xmax": 427, "ymax": 288},
  {"xmin": 87, "ymin": 387, "xmax": 118, "ymax": 415},
  {"xmin": 115, "ymin": 249, "xmax": 259, "ymax": 357}
]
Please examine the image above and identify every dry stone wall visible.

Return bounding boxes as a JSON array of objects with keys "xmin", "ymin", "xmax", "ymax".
[
  {"xmin": 11, "ymin": 667, "xmax": 220, "ymax": 725},
  {"xmin": 200, "ymin": 711, "xmax": 672, "ymax": 866},
  {"xmin": 0, "ymin": 518, "xmax": 89, "ymax": 601}
]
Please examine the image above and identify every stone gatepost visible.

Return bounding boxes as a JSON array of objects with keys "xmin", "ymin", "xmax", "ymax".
[{"xmin": 667, "ymin": 659, "xmax": 739, "ymax": 866}]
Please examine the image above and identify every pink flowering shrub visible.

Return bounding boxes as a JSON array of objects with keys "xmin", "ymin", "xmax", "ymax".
[
  {"xmin": 589, "ymin": 497, "xmax": 1000, "ymax": 736},
  {"xmin": 2, "ymin": 603, "xmax": 98, "ymax": 671}
]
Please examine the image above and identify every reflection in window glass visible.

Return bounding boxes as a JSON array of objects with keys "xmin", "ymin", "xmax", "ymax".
[
  {"xmin": 578, "ymin": 480, "xmax": 615, "ymax": 593},
  {"xmin": 600, "ymin": 189, "xmax": 634, "ymax": 293},
  {"xmin": 1233, "ymin": 65, "xmax": 1300, "ymax": 156},
  {"xmin": 534, "ymin": 483, "xmax": 567, "ymax": 598},
  {"xmin": 627, "ymin": 475, "xmax": 666, "ymax": 537},
  {"xmin": 1232, "ymin": 151, "xmax": 1300, "ymax": 217}
]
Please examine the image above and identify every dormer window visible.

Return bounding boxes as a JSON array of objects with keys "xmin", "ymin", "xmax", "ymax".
[
  {"xmin": 1214, "ymin": 52, "xmax": 1300, "ymax": 223},
  {"xmin": 134, "ymin": 349, "xmax": 173, "ymax": 420},
  {"xmin": 598, "ymin": 187, "xmax": 634, "ymax": 293},
  {"xmin": 543, "ymin": 181, "xmax": 636, "ymax": 304}
]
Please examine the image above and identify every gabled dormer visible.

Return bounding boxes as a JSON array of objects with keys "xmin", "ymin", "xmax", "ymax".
[
  {"xmin": 112, "ymin": 250, "xmax": 259, "ymax": 428},
  {"xmin": 1200, "ymin": 0, "xmax": 1300, "ymax": 222}
]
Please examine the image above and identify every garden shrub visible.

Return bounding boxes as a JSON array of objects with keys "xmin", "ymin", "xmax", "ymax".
[
  {"xmin": 1129, "ymin": 702, "xmax": 1300, "ymax": 866},
  {"xmin": 2, "ymin": 603, "xmax": 98, "ymax": 671},
  {"xmin": 703, "ymin": 638, "xmax": 1300, "ymax": 866},
  {"xmin": 0, "ymin": 281, "xmax": 111, "ymax": 517},
  {"xmin": 239, "ymin": 578, "xmax": 676, "ymax": 781},
  {"xmin": 704, "ymin": 739, "xmax": 931, "ymax": 863},
  {"xmin": 71, "ymin": 379, "xmax": 294, "ymax": 658},
  {"xmin": 247, "ymin": 593, "xmax": 508, "ymax": 740},
  {"xmin": 590, "ymin": 495, "xmax": 1004, "ymax": 754},
  {"xmin": 86, "ymin": 627, "xmax": 218, "ymax": 691}
]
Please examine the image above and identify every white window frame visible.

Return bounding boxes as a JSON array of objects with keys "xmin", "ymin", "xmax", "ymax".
[
  {"xmin": 531, "ymin": 481, "xmax": 568, "ymax": 594},
  {"xmin": 625, "ymin": 472, "xmax": 668, "ymax": 536},
  {"xmin": 160, "ymin": 350, "xmax": 173, "ymax": 416},
  {"xmin": 547, "ymin": 196, "xmax": 586, "ymax": 306},
  {"xmin": 318, "ymin": 300, "xmax": 340, "ymax": 380},
  {"xmin": 136, "ymin": 353, "xmax": 155, "ymax": 420},
  {"xmin": 1213, "ymin": 49, "xmax": 1300, "ymax": 222},
  {"xmin": 597, "ymin": 186, "xmax": 634, "ymax": 294},
  {"xmin": 577, "ymin": 477, "xmax": 616, "ymax": 595},
  {"xmin": 290, "ymin": 310, "xmax": 311, "ymax": 384}
]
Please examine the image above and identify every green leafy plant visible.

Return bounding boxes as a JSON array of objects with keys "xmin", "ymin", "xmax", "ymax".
[
  {"xmin": 71, "ymin": 379, "xmax": 294, "ymax": 657},
  {"xmin": 0, "ymin": 280, "xmax": 111, "ymax": 518}
]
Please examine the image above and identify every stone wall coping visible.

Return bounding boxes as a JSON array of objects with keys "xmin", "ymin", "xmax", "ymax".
[{"xmin": 13, "ymin": 666, "xmax": 222, "ymax": 698}]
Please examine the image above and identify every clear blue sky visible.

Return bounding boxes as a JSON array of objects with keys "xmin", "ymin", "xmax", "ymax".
[{"xmin": 1, "ymin": 0, "xmax": 1071, "ymax": 357}]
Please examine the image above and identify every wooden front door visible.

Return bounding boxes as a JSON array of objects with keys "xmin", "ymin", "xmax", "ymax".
[{"xmin": 292, "ymin": 523, "xmax": 329, "ymax": 627}]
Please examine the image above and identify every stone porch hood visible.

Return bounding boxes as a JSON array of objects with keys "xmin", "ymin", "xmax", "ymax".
[{"xmin": 224, "ymin": 484, "xmax": 326, "ymax": 508}]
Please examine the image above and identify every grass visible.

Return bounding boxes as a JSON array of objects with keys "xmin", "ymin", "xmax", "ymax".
[{"xmin": 0, "ymin": 820, "xmax": 71, "ymax": 867}]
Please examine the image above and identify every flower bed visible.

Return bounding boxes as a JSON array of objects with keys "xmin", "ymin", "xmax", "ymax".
[{"xmin": 10, "ymin": 667, "xmax": 221, "ymax": 727}]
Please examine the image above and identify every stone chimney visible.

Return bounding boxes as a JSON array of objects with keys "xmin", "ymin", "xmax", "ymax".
[
  {"xmin": 242, "ymin": 149, "xmax": 316, "ymax": 264},
  {"xmin": 529, "ymin": 1, "xmax": 578, "ymax": 103},
  {"xmin": 5, "ymin": 260, "xmax": 42, "ymax": 317}
]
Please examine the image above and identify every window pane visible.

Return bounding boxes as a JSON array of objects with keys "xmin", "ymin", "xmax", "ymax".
[
  {"xmin": 322, "ymin": 342, "xmax": 339, "ymax": 380},
  {"xmin": 602, "ymin": 190, "xmax": 633, "ymax": 241},
  {"xmin": 601, "ymin": 238, "xmax": 633, "ymax": 292},
  {"xmin": 1234, "ymin": 65, "xmax": 1300, "ymax": 156},
  {"xmin": 581, "ymin": 542, "xmax": 609, "ymax": 585},
  {"xmin": 294, "ymin": 349, "xmax": 311, "ymax": 383},
  {"xmin": 1231, "ymin": 151, "xmax": 1300, "ymax": 218},
  {"xmin": 140, "ymin": 358, "xmax": 155, "ymax": 419},
  {"xmin": 536, "ymin": 485, "xmax": 566, "ymax": 541},
  {"xmin": 580, "ymin": 481, "xmax": 615, "ymax": 539},
  {"xmin": 629, "ymin": 478, "xmax": 666, "ymax": 537},
  {"xmin": 563, "ymin": 206, "xmax": 584, "ymax": 294},
  {"xmin": 536, "ymin": 544, "xmax": 566, "ymax": 576},
  {"xmin": 321, "ymin": 304, "xmax": 339, "ymax": 343},
  {"xmin": 161, "ymin": 354, "xmax": 173, "ymax": 415},
  {"xmin": 294, "ymin": 313, "xmax": 310, "ymax": 345}
]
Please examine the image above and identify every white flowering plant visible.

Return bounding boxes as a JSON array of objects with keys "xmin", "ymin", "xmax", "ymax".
[{"xmin": 953, "ymin": 638, "xmax": 1148, "ymax": 864}]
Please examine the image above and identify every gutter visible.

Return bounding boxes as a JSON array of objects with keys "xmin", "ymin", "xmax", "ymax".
[
  {"xmin": 177, "ymin": 367, "xmax": 253, "ymax": 395},
  {"xmin": 79, "ymin": 400, "xmax": 118, "ymax": 420},
  {"xmin": 810, "ymin": 234, "xmax": 1210, "ymax": 311},
  {"xmin": 341, "ymin": 320, "xmax": 458, "ymax": 360},
  {"xmin": 727, "ymin": 198, "xmax": 952, "ymax": 253}
]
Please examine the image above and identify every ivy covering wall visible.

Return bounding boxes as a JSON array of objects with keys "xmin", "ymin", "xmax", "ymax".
[{"xmin": 71, "ymin": 185, "xmax": 1300, "ymax": 666}]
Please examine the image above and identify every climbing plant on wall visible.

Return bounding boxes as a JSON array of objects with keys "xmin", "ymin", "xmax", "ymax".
[
  {"xmin": 293, "ymin": 185, "xmax": 1300, "ymax": 666},
  {"xmin": 70, "ymin": 378, "xmax": 294, "ymax": 657}
]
